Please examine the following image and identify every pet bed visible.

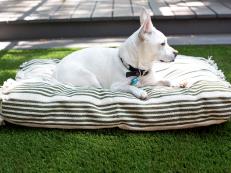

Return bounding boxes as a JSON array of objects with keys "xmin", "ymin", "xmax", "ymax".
[{"xmin": 0, "ymin": 55, "xmax": 230, "ymax": 131}]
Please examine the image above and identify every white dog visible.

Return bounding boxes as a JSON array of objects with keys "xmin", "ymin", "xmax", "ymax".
[{"xmin": 55, "ymin": 8, "xmax": 178, "ymax": 99}]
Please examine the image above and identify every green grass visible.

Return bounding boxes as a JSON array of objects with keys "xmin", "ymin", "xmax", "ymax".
[{"xmin": 0, "ymin": 46, "xmax": 231, "ymax": 173}]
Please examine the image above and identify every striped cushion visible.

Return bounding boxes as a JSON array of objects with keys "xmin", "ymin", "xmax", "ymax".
[{"xmin": 0, "ymin": 55, "xmax": 231, "ymax": 131}]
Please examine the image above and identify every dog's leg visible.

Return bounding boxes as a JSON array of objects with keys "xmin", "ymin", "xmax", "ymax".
[
  {"xmin": 145, "ymin": 80, "xmax": 188, "ymax": 88},
  {"xmin": 154, "ymin": 80, "xmax": 171, "ymax": 87},
  {"xmin": 142, "ymin": 79, "xmax": 171, "ymax": 87},
  {"xmin": 57, "ymin": 66, "xmax": 102, "ymax": 88},
  {"xmin": 111, "ymin": 83, "xmax": 148, "ymax": 100}
]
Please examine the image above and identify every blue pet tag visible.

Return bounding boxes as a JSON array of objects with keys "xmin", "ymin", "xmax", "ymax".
[{"xmin": 130, "ymin": 77, "xmax": 139, "ymax": 86}]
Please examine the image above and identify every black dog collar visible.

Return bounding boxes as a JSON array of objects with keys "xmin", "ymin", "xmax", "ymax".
[{"xmin": 120, "ymin": 58, "xmax": 149, "ymax": 78}]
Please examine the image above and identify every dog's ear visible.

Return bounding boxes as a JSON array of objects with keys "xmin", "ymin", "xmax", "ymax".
[
  {"xmin": 140, "ymin": 7, "xmax": 150, "ymax": 26},
  {"xmin": 139, "ymin": 8, "xmax": 153, "ymax": 40}
]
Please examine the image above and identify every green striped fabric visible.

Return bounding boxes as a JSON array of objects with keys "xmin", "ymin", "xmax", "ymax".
[{"xmin": 1, "ymin": 57, "xmax": 231, "ymax": 130}]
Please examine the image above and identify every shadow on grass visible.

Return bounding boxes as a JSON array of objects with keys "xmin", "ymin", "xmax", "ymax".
[{"xmin": 1, "ymin": 120, "xmax": 230, "ymax": 137}]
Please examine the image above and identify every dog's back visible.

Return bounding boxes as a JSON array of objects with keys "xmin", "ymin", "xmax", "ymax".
[{"xmin": 55, "ymin": 47, "xmax": 122, "ymax": 88}]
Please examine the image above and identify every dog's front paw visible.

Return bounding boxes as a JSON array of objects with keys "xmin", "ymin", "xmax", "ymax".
[
  {"xmin": 171, "ymin": 81, "xmax": 189, "ymax": 88},
  {"xmin": 179, "ymin": 81, "xmax": 188, "ymax": 88},
  {"xmin": 139, "ymin": 90, "xmax": 148, "ymax": 100},
  {"xmin": 134, "ymin": 89, "xmax": 148, "ymax": 100}
]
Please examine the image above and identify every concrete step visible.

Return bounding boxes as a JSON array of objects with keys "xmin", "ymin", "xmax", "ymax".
[{"xmin": 1, "ymin": 17, "xmax": 231, "ymax": 41}]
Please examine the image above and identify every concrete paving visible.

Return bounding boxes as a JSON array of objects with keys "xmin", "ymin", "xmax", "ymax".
[
  {"xmin": 0, "ymin": 34, "xmax": 231, "ymax": 50},
  {"xmin": 1, "ymin": 0, "xmax": 231, "ymax": 40}
]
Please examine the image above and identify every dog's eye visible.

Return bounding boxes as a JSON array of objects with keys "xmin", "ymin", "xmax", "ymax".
[{"xmin": 161, "ymin": 42, "xmax": 165, "ymax": 46}]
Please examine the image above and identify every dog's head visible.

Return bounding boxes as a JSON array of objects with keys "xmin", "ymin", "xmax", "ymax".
[{"xmin": 119, "ymin": 8, "xmax": 178, "ymax": 70}]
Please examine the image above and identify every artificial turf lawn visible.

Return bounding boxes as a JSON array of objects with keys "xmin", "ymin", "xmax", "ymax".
[{"xmin": 0, "ymin": 46, "xmax": 231, "ymax": 173}]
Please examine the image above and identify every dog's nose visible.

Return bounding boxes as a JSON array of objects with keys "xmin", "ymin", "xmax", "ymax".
[{"xmin": 173, "ymin": 51, "xmax": 178, "ymax": 57}]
